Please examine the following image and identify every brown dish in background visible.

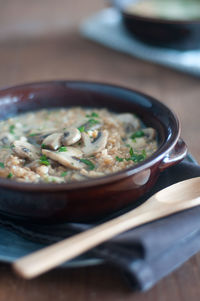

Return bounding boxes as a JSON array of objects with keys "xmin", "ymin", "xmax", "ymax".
[
  {"xmin": 112, "ymin": 0, "xmax": 200, "ymax": 49},
  {"xmin": 0, "ymin": 81, "xmax": 187, "ymax": 223}
]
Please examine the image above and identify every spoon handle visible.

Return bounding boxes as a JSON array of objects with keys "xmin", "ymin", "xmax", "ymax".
[{"xmin": 13, "ymin": 191, "xmax": 200, "ymax": 279}]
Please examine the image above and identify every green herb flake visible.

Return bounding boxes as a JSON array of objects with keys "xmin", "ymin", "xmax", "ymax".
[
  {"xmin": 129, "ymin": 147, "xmax": 134, "ymax": 157},
  {"xmin": 0, "ymin": 162, "xmax": 4, "ymax": 168},
  {"xmin": 130, "ymin": 151, "xmax": 147, "ymax": 163},
  {"xmin": 80, "ymin": 159, "xmax": 95, "ymax": 170},
  {"xmin": 116, "ymin": 156, "xmax": 124, "ymax": 162},
  {"xmin": 78, "ymin": 126, "xmax": 85, "ymax": 133},
  {"xmin": 92, "ymin": 112, "xmax": 99, "ymax": 117},
  {"xmin": 131, "ymin": 130, "xmax": 145, "ymax": 140},
  {"xmin": 61, "ymin": 171, "xmax": 68, "ymax": 177},
  {"xmin": 88, "ymin": 118, "xmax": 100, "ymax": 126},
  {"xmin": 86, "ymin": 112, "xmax": 99, "ymax": 118},
  {"xmin": 29, "ymin": 133, "xmax": 38, "ymax": 137},
  {"xmin": 58, "ymin": 146, "xmax": 67, "ymax": 152},
  {"xmin": 126, "ymin": 147, "xmax": 147, "ymax": 163},
  {"xmin": 41, "ymin": 144, "xmax": 47, "ymax": 149},
  {"xmin": 134, "ymin": 154, "xmax": 146, "ymax": 163},
  {"xmin": 7, "ymin": 172, "xmax": 13, "ymax": 179},
  {"xmin": 142, "ymin": 149, "xmax": 147, "ymax": 157},
  {"xmin": 40, "ymin": 155, "xmax": 50, "ymax": 166},
  {"xmin": 9, "ymin": 125, "xmax": 15, "ymax": 134}
]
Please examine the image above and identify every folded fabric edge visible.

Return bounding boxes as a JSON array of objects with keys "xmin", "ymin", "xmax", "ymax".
[{"xmin": 109, "ymin": 227, "xmax": 200, "ymax": 291}]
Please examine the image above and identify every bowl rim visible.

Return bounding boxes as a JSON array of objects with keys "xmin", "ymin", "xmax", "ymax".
[{"xmin": 0, "ymin": 80, "xmax": 180, "ymax": 191}]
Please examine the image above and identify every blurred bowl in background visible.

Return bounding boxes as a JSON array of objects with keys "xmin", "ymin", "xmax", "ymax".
[{"xmin": 112, "ymin": 0, "xmax": 200, "ymax": 50}]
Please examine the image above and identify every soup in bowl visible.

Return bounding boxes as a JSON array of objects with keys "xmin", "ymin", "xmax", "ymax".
[
  {"xmin": 0, "ymin": 107, "xmax": 158, "ymax": 184},
  {"xmin": 0, "ymin": 81, "xmax": 187, "ymax": 222}
]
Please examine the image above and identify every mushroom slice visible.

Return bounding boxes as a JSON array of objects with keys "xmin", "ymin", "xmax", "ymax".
[
  {"xmin": 42, "ymin": 133, "xmax": 62, "ymax": 150},
  {"xmin": 28, "ymin": 129, "xmax": 57, "ymax": 144},
  {"xmin": 117, "ymin": 113, "xmax": 140, "ymax": 133},
  {"xmin": 76, "ymin": 118, "xmax": 102, "ymax": 132},
  {"xmin": 42, "ymin": 147, "xmax": 84, "ymax": 170},
  {"xmin": 80, "ymin": 169, "xmax": 104, "ymax": 178},
  {"xmin": 143, "ymin": 128, "xmax": 156, "ymax": 141},
  {"xmin": 12, "ymin": 141, "xmax": 39, "ymax": 161},
  {"xmin": 82, "ymin": 130, "xmax": 108, "ymax": 156},
  {"xmin": 71, "ymin": 173, "xmax": 87, "ymax": 181},
  {"xmin": 61, "ymin": 128, "xmax": 81, "ymax": 146},
  {"xmin": 0, "ymin": 132, "xmax": 15, "ymax": 146},
  {"xmin": 43, "ymin": 176, "xmax": 65, "ymax": 184}
]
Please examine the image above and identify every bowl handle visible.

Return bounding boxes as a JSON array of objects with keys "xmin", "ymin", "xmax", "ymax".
[{"xmin": 159, "ymin": 138, "xmax": 188, "ymax": 172}]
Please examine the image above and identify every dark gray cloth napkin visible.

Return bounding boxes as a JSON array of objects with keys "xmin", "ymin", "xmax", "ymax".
[{"xmin": 0, "ymin": 158, "xmax": 200, "ymax": 291}]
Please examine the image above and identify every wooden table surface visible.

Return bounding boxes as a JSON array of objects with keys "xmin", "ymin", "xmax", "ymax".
[{"xmin": 0, "ymin": 1, "xmax": 200, "ymax": 300}]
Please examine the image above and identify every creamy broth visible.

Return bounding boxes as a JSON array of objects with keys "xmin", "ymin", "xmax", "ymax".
[
  {"xmin": 125, "ymin": 0, "xmax": 200, "ymax": 21},
  {"xmin": 0, "ymin": 108, "xmax": 158, "ymax": 183}
]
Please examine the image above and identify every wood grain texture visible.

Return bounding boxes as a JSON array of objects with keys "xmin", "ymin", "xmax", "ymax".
[{"xmin": 0, "ymin": 0, "xmax": 199, "ymax": 300}]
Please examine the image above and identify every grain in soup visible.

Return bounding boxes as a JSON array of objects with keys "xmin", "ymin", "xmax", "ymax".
[{"xmin": 0, "ymin": 108, "xmax": 158, "ymax": 183}]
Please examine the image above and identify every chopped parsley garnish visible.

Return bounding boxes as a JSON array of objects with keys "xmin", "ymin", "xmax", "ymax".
[
  {"xmin": 126, "ymin": 147, "xmax": 147, "ymax": 163},
  {"xmin": 58, "ymin": 146, "xmax": 67, "ymax": 152},
  {"xmin": 61, "ymin": 171, "xmax": 68, "ymax": 177},
  {"xmin": 0, "ymin": 162, "xmax": 4, "ymax": 168},
  {"xmin": 80, "ymin": 159, "xmax": 95, "ymax": 170},
  {"xmin": 116, "ymin": 156, "xmax": 124, "ymax": 162},
  {"xmin": 86, "ymin": 112, "xmax": 99, "ymax": 118},
  {"xmin": 7, "ymin": 172, "xmax": 13, "ymax": 179},
  {"xmin": 142, "ymin": 149, "xmax": 147, "ymax": 157},
  {"xmin": 9, "ymin": 125, "xmax": 15, "ymax": 134},
  {"xmin": 131, "ymin": 130, "xmax": 145, "ymax": 140},
  {"xmin": 29, "ymin": 133, "xmax": 38, "ymax": 137},
  {"xmin": 116, "ymin": 148, "xmax": 147, "ymax": 164},
  {"xmin": 41, "ymin": 144, "xmax": 47, "ymax": 149},
  {"xmin": 40, "ymin": 155, "xmax": 50, "ymax": 166},
  {"xmin": 78, "ymin": 126, "xmax": 85, "ymax": 133},
  {"xmin": 129, "ymin": 147, "xmax": 134, "ymax": 157},
  {"xmin": 78, "ymin": 117, "xmax": 100, "ymax": 133},
  {"xmin": 88, "ymin": 119, "xmax": 100, "ymax": 126}
]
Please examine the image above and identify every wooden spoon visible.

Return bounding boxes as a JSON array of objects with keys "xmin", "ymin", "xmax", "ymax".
[{"xmin": 13, "ymin": 177, "xmax": 200, "ymax": 279}]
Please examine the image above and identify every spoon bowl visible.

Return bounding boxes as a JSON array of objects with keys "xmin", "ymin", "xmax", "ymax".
[
  {"xmin": 13, "ymin": 177, "xmax": 200, "ymax": 279},
  {"xmin": 155, "ymin": 177, "xmax": 200, "ymax": 204}
]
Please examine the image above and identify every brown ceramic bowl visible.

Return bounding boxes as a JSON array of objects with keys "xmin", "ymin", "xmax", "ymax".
[
  {"xmin": 113, "ymin": 0, "xmax": 200, "ymax": 50},
  {"xmin": 0, "ymin": 81, "xmax": 187, "ymax": 223}
]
